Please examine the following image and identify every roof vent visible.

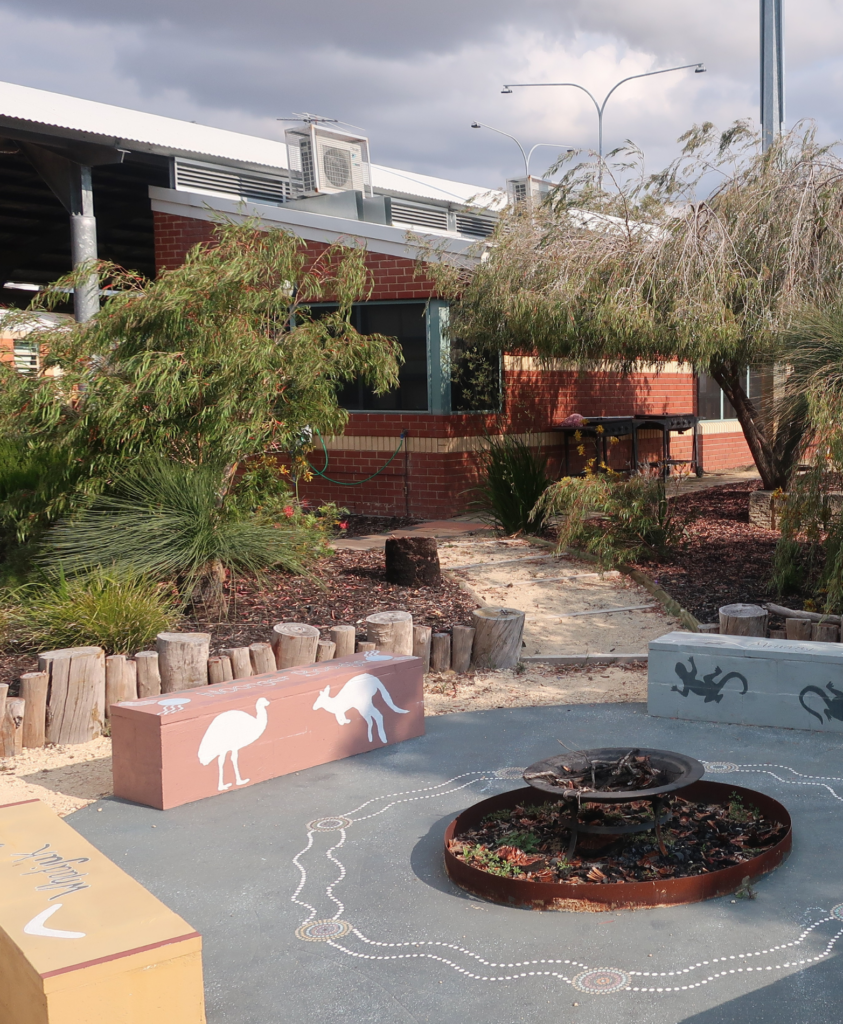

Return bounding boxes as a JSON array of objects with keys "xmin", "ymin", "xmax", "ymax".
[
  {"xmin": 285, "ymin": 124, "xmax": 371, "ymax": 198},
  {"xmin": 174, "ymin": 159, "xmax": 292, "ymax": 206}
]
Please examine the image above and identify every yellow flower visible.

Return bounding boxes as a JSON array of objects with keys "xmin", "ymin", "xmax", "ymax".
[
  {"xmin": 595, "ymin": 425, "xmax": 604, "ymax": 434},
  {"xmin": 279, "ymin": 464, "xmax": 290, "ymax": 475},
  {"xmin": 574, "ymin": 430, "xmax": 582, "ymax": 441},
  {"xmin": 577, "ymin": 445, "xmax": 586, "ymax": 456},
  {"xmin": 609, "ymin": 435, "xmax": 619, "ymax": 445}
]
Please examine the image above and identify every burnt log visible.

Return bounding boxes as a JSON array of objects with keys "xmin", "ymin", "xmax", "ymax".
[{"xmin": 384, "ymin": 536, "xmax": 440, "ymax": 587}]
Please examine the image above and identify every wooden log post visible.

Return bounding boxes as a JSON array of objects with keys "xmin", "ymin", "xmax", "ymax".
[
  {"xmin": 786, "ymin": 617, "xmax": 813, "ymax": 642},
  {"xmin": 384, "ymin": 536, "xmax": 441, "ymax": 586},
  {"xmin": 812, "ymin": 622, "xmax": 840, "ymax": 643},
  {"xmin": 470, "ymin": 607, "xmax": 526, "ymax": 670},
  {"xmin": 249, "ymin": 642, "xmax": 276, "ymax": 675},
  {"xmin": 272, "ymin": 622, "xmax": 320, "ymax": 669},
  {"xmin": 316, "ymin": 640, "xmax": 336, "ymax": 662},
  {"xmin": 769, "ymin": 629, "xmax": 787, "ymax": 640},
  {"xmin": 19, "ymin": 672, "xmax": 48, "ymax": 749},
  {"xmin": 208, "ymin": 657, "xmax": 226, "ymax": 686},
  {"xmin": 413, "ymin": 625, "xmax": 432, "ymax": 674},
  {"xmin": 430, "ymin": 633, "xmax": 451, "ymax": 673},
  {"xmin": 222, "ymin": 647, "xmax": 252, "ymax": 680},
  {"xmin": 39, "ymin": 646, "xmax": 105, "ymax": 744},
  {"xmin": 221, "ymin": 656, "xmax": 233, "ymax": 681},
  {"xmin": 0, "ymin": 684, "xmax": 7, "ymax": 735},
  {"xmin": 105, "ymin": 656, "xmax": 138, "ymax": 717},
  {"xmin": 0, "ymin": 698, "xmax": 25, "ymax": 757},
  {"xmin": 357, "ymin": 641, "xmax": 376, "ymax": 654},
  {"xmin": 366, "ymin": 610, "xmax": 413, "ymax": 655},
  {"xmin": 451, "ymin": 625, "xmax": 476, "ymax": 674},
  {"xmin": 157, "ymin": 633, "xmax": 211, "ymax": 693},
  {"xmin": 330, "ymin": 624, "xmax": 356, "ymax": 659},
  {"xmin": 135, "ymin": 651, "xmax": 161, "ymax": 698},
  {"xmin": 718, "ymin": 604, "xmax": 768, "ymax": 638}
]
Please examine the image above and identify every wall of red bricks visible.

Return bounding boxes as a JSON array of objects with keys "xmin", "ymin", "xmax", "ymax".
[{"xmin": 153, "ymin": 209, "xmax": 756, "ymax": 518}]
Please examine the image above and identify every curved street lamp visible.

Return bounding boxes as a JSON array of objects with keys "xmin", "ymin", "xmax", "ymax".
[
  {"xmin": 470, "ymin": 121, "xmax": 575, "ymax": 178},
  {"xmin": 501, "ymin": 63, "xmax": 706, "ymax": 184}
]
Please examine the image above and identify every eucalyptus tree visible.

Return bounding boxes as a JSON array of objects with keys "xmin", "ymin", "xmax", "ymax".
[{"xmin": 435, "ymin": 122, "xmax": 843, "ymax": 490}]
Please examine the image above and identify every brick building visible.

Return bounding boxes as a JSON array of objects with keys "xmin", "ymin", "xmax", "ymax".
[{"xmin": 0, "ymin": 81, "xmax": 753, "ymax": 518}]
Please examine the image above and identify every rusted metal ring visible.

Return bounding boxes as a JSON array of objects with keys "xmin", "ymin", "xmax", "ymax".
[{"xmin": 444, "ymin": 781, "xmax": 792, "ymax": 911}]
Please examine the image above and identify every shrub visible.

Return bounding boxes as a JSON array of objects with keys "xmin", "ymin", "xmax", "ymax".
[
  {"xmin": 42, "ymin": 459, "xmax": 327, "ymax": 602},
  {"xmin": 534, "ymin": 472, "xmax": 687, "ymax": 567},
  {"xmin": 468, "ymin": 435, "xmax": 551, "ymax": 535},
  {"xmin": 4, "ymin": 569, "xmax": 179, "ymax": 654}
]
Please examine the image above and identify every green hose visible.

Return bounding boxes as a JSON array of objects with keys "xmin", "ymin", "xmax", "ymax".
[{"xmin": 306, "ymin": 429, "xmax": 407, "ymax": 486}]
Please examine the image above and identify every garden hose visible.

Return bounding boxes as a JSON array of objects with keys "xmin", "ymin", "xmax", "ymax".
[{"xmin": 306, "ymin": 429, "xmax": 407, "ymax": 486}]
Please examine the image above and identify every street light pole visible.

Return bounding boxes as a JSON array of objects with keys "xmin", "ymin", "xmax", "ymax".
[
  {"xmin": 470, "ymin": 121, "xmax": 575, "ymax": 178},
  {"xmin": 501, "ymin": 63, "xmax": 706, "ymax": 185}
]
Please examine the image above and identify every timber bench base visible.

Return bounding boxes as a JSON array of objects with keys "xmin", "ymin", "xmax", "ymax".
[
  {"xmin": 111, "ymin": 651, "xmax": 425, "ymax": 810},
  {"xmin": 0, "ymin": 799, "xmax": 205, "ymax": 1024}
]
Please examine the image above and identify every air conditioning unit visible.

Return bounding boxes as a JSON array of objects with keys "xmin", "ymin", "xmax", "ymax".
[
  {"xmin": 507, "ymin": 176, "xmax": 552, "ymax": 205},
  {"xmin": 285, "ymin": 125, "xmax": 371, "ymax": 197}
]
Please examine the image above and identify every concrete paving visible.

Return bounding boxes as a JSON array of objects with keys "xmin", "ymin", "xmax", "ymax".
[
  {"xmin": 332, "ymin": 518, "xmax": 493, "ymax": 552},
  {"xmin": 71, "ymin": 704, "xmax": 843, "ymax": 1024}
]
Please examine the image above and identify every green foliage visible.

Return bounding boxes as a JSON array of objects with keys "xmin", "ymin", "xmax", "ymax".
[
  {"xmin": 425, "ymin": 123, "xmax": 843, "ymax": 490},
  {"xmin": 468, "ymin": 434, "xmax": 551, "ymax": 535},
  {"xmin": 460, "ymin": 844, "xmax": 521, "ymax": 878},
  {"xmin": 42, "ymin": 459, "xmax": 326, "ymax": 595},
  {"xmin": 3, "ymin": 568, "xmax": 178, "ymax": 654},
  {"xmin": 0, "ymin": 219, "xmax": 401, "ymax": 533},
  {"xmin": 535, "ymin": 472, "xmax": 687, "ymax": 567},
  {"xmin": 493, "ymin": 830, "xmax": 540, "ymax": 854}
]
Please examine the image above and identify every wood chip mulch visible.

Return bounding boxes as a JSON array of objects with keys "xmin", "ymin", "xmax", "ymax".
[
  {"xmin": 635, "ymin": 482, "xmax": 784, "ymax": 624},
  {"xmin": 189, "ymin": 549, "xmax": 479, "ymax": 653}
]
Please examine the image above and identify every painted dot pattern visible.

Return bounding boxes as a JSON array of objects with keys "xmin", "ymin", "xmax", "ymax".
[{"xmin": 290, "ymin": 762, "xmax": 843, "ymax": 995}]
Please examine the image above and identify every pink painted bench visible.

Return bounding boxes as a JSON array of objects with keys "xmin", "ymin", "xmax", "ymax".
[{"xmin": 111, "ymin": 652, "xmax": 424, "ymax": 809}]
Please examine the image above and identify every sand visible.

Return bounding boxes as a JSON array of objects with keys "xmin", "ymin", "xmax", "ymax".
[{"xmin": 0, "ymin": 736, "xmax": 112, "ymax": 817}]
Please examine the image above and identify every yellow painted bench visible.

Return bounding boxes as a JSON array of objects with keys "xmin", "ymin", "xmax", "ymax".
[{"xmin": 0, "ymin": 799, "xmax": 205, "ymax": 1024}]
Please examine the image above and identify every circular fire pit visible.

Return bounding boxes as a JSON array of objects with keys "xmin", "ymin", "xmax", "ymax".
[{"xmin": 444, "ymin": 748, "xmax": 792, "ymax": 911}]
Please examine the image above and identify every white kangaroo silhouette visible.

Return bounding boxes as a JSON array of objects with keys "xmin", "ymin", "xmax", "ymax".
[
  {"xmin": 197, "ymin": 697, "xmax": 270, "ymax": 791},
  {"xmin": 312, "ymin": 673, "xmax": 408, "ymax": 744}
]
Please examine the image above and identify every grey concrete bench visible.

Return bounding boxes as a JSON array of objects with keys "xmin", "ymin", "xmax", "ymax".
[{"xmin": 649, "ymin": 630, "xmax": 843, "ymax": 732}]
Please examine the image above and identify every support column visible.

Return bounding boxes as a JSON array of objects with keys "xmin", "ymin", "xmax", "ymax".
[
  {"xmin": 760, "ymin": 0, "xmax": 785, "ymax": 152},
  {"xmin": 70, "ymin": 165, "xmax": 99, "ymax": 322}
]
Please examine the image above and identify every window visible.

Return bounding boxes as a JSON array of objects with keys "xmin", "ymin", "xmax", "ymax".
[
  {"xmin": 332, "ymin": 302, "xmax": 429, "ymax": 411},
  {"xmin": 697, "ymin": 369, "xmax": 762, "ymax": 420}
]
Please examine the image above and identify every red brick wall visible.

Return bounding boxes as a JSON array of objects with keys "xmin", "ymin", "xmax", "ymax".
[{"xmin": 152, "ymin": 209, "xmax": 755, "ymax": 517}]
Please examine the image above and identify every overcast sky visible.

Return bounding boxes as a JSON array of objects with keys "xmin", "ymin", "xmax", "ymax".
[{"xmin": 1, "ymin": 1, "xmax": 842, "ymax": 188}]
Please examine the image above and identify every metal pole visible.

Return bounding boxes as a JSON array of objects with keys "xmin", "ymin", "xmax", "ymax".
[
  {"xmin": 760, "ymin": 0, "xmax": 785, "ymax": 151},
  {"xmin": 70, "ymin": 165, "xmax": 99, "ymax": 322}
]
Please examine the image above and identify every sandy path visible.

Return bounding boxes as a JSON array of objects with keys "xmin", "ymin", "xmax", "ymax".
[
  {"xmin": 0, "ymin": 737, "xmax": 112, "ymax": 817},
  {"xmin": 439, "ymin": 538, "xmax": 680, "ymax": 655}
]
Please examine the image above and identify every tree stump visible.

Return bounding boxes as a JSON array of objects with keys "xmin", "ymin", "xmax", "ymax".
[
  {"xmin": 208, "ymin": 657, "xmax": 226, "ymax": 686},
  {"xmin": 135, "ymin": 651, "xmax": 161, "ymax": 698},
  {"xmin": 384, "ymin": 536, "xmax": 441, "ymax": 586},
  {"xmin": 39, "ymin": 646, "xmax": 105, "ymax": 744},
  {"xmin": 718, "ymin": 604, "xmax": 768, "ymax": 638},
  {"xmin": 0, "ymin": 697, "xmax": 25, "ymax": 757},
  {"xmin": 812, "ymin": 622, "xmax": 840, "ymax": 643},
  {"xmin": 157, "ymin": 633, "xmax": 211, "ymax": 693},
  {"xmin": 366, "ymin": 611, "xmax": 413, "ymax": 655},
  {"xmin": 769, "ymin": 629, "xmax": 787, "ymax": 640},
  {"xmin": 105, "ymin": 655, "xmax": 137, "ymax": 717},
  {"xmin": 249, "ymin": 643, "xmax": 276, "ymax": 675},
  {"xmin": 330, "ymin": 625, "xmax": 356, "ymax": 659},
  {"xmin": 222, "ymin": 647, "xmax": 252, "ymax": 680},
  {"xmin": 272, "ymin": 622, "xmax": 320, "ymax": 669},
  {"xmin": 357, "ymin": 642, "xmax": 376, "ymax": 654},
  {"xmin": 412, "ymin": 625, "xmax": 432, "ymax": 674},
  {"xmin": 470, "ymin": 607, "xmax": 525, "ymax": 670},
  {"xmin": 0, "ymin": 684, "xmax": 7, "ymax": 735},
  {"xmin": 786, "ymin": 617, "xmax": 813, "ymax": 642},
  {"xmin": 430, "ymin": 633, "xmax": 451, "ymax": 673},
  {"xmin": 316, "ymin": 640, "xmax": 336, "ymax": 662},
  {"xmin": 220, "ymin": 656, "xmax": 233, "ymax": 681},
  {"xmin": 19, "ymin": 672, "xmax": 48, "ymax": 748},
  {"xmin": 451, "ymin": 625, "xmax": 475, "ymax": 673}
]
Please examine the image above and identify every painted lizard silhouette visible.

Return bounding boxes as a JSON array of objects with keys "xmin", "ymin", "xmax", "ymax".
[
  {"xmin": 312, "ymin": 672, "xmax": 408, "ymax": 744},
  {"xmin": 799, "ymin": 682, "xmax": 843, "ymax": 724},
  {"xmin": 672, "ymin": 657, "xmax": 748, "ymax": 703}
]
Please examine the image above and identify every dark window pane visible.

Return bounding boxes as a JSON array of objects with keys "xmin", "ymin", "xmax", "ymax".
[{"xmin": 697, "ymin": 372, "xmax": 722, "ymax": 419}]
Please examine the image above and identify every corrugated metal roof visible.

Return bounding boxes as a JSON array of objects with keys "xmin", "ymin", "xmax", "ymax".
[{"xmin": 0, "ymin": 80, "xmax": 503, "ymax": 208}]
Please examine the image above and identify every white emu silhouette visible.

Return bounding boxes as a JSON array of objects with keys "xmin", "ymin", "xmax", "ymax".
[
  {"xmin": 198, "ymin": 697, "xmax": 270, "ymax": 791},
  {"xmin": 312, "ymin": 672, "xmax": 408, "ymax": 744}
]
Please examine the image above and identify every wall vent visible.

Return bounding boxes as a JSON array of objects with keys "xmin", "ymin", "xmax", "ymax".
[
  {"xmin": 390, "ymin": 201, "xmax": 449, "ymax": 231},
  {"xmin": 174, "ymin": 159, "xmax": 292, "ymax": 206},
  {"xmin": 455, "ymin": 212, "xmax": 497, "ymax": 238}
]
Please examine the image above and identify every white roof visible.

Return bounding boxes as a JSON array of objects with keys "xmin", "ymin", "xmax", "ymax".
[{"xmin": 0, "ymin": 80, "xmax": 503, "ymax": 208}]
